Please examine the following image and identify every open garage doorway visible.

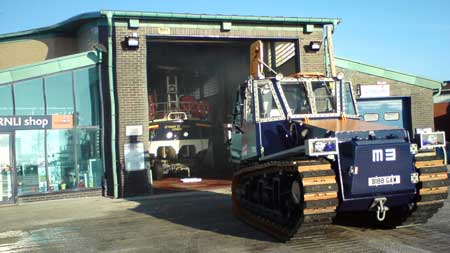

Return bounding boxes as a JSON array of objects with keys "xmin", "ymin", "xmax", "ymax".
[{"xmin": 146, "ymin": 37, "xmax": 298, "ymax": 193}]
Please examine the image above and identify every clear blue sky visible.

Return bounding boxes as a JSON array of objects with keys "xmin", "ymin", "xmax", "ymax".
[{"xmin": 0, "ymin": 0, "xmax": 449, "ymax": 81}]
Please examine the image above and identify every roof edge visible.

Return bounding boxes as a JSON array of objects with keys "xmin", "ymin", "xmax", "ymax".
[
  {"xmin": 335, "ymin": 56, "xmax": 442, "ymax": 90},
  {"xmin": 0, "ymin": 10, "xmax": 341, "ymax": 41},
  {"xmin": 0, "ymin": 50, "xmax": 100, "ymax": 85},
  {"xmin": 0, "ymin": 12, "xmax": 101, "ymax": 41},
  {"xmin": 100, "ymin": 10, "xmax": 341, "ymax": 25}
]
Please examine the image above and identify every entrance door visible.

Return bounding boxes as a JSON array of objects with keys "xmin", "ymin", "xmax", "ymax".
[{"xmin": 0, "ymin": 133, "xmax": 14, "ymax": 204}]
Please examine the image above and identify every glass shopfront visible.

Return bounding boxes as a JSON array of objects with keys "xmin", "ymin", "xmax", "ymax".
[
  {"xmin": 0, "ymin": 66, "xmax": 103, "ymax": 201},
  {"xmin": 0, "ymin": 133, "xmax": 13, "ymax": 204}
]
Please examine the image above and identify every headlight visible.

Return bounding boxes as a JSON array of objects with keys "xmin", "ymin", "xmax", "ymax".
[
  {"xmin": 166, "ymin": 131, "xmax": 174, "ymax": 139},
  {"xmin": 419, "ymin": 131, "xmax": 445, "ymax": 149},
  {"xmin": 426, "ymin": 134, "xmax": 438, "ymax": 145},
  {"xmin": 306, "ymin": 138, "xmax": 338, "ymax": 156},
  {"xmin": 410, "ymin": 143, "xmax": 418, "ymax": 154},
  {"xmin": 183, "ymin": 131, "xmax": 189, "ymax": 137},
  {"xmin": 313, "ymin": 141, "xmax": 326, "ymax": 152}
]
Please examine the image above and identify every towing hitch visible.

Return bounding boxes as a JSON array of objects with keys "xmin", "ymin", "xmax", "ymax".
[{"xmin": 370, "ymin": 197, "xmax": 389, "ymax": 221}]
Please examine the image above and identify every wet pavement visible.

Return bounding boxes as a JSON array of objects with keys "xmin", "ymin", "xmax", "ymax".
[{"xmin": 0, "ymin": 187, "xmax": 449, "ymax": 252}]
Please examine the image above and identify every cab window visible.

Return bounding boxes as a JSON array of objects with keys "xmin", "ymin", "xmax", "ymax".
[
  {"xmin": 311, "ymin": 81, "xmax": 336, "ymax": 113},
  {"xmin": 280, "ymin": 81, "xmax": 311, "ymax": 115}
]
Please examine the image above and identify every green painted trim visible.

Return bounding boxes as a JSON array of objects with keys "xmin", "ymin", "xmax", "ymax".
[
  {"xmin": 335, "ymin": 57, "xmax": 442, "ymax": 90},
  {"xmin": 114, "ymin": 20, "xmax": 308, "ymax": 32},
  {"xmin": 0, "ymin": 50, "xmax": 100, "ymax": 85},
  {"xmin": 103, "ymin": 10, "xmax": 340, "ymax": 25},
  {"xmin": 1, "ymin": 10, "xmax": 336, "ymax": 42}
]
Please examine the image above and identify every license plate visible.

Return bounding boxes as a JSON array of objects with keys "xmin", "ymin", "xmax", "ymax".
[{"xmin": 368, "ymin": 175, "xmax": 401, "ymax": 186}]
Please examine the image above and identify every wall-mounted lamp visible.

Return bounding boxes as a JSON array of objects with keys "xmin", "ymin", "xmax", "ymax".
[
  {"xmin": 125, "ymin": 32, "xmax": 139, "ymax": 48},
  {"xmin": 309, "ymin": 41, "xmax": 322, "ymax": 51}
]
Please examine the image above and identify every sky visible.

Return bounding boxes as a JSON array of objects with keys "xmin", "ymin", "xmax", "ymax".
[{"xmin": 0, "ymin": 0, "xmax": 449, "ymax": 81}]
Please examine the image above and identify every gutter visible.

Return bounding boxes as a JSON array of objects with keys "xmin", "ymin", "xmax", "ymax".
[
  {"xmin": 105, "ymin": 11, "xmax": 119, "ymax": 199},
  {"xmin": 107, "ymin": 10, "xmax": 341, "ymax": 26},
  {"xmin": 433, "ymin": 83, "xmax": 444, "ymax": 98}
]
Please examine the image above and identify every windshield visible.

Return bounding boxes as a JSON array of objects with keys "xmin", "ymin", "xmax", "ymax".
[
  {"xmin": 311, "ymin": 81, "xmax": 336, "ymax": 113},
  {"xmin": 280, "ymin": 81, "xmax": 311, "ymax": 114},
  {"xmin": 342, "ymin": 82, "xmax": 356, "ymax": 115}
]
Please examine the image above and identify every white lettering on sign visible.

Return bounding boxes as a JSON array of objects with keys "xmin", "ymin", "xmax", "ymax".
[
  {"xmin": 0, "ymin": 117, "xmax": 21, "ymax": 126},
  {"xmin": 0, "ymin": 116, "xmax": 50, "ymax": 130},
  {"xmin": 24, "ymin": 117, "xmax": 49, "ymax": 128},
  {"xmin": 359, "ymin": 84, "xmax": 390, "ymax": 98},
  {"xmin": 385, "ymin": 148, "xmax": 396, "ymax": 161},
  {"xmin": 372, "ymin": 149, "xmax": 384, "ymax": 162},
  {"xmin": 372, "ymin": 148, "xmax": 396, "ymax": 162}
]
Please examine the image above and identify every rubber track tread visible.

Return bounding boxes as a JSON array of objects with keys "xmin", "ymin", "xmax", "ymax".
[
  {"xmin": 403, "ymin": 155, "xmax": 449, "ymax": 226},
  {"xmin": 418, "ymin": 166, "xmax": 448, "ymax": 174},
  {"xmin": 232, "ymin": 159, "xmax": 338, "ymax": 242}
]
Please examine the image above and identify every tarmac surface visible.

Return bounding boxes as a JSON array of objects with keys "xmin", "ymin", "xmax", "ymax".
[{"xmin": 0, "ymin": 187, "xmax": 449, "ymax": 253}]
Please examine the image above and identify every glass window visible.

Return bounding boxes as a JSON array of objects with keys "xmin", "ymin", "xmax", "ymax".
[
  {"xmin": 232, "ymin": 89, "xmax": 244, "ymax": 127},
  {"xmin": 0, "ymin": 134, "xmax": 13, "ymax": 202},
  {"xmin": 384, "ymin": 112, "xmax": 400, "ymax": 121},
  {"xmin": 343, "ymin": 82, "xmax": 357, "ymax": 115},
  {"xmin": 47, "ymin": 130, "xmax": 75, "ymax": 191},
  {"xmin": 280, "ymin": 81, "xmax": 311, "ymax": 114},
  {"xmin": 0, "ymin": 84, "xmax": 13, "ymax": 116},
  {"xmin": 14, "ymin": 78, "xmax": 45, "ymax": 115},
  {"xmin": 15, "ymin": 130, "xmax": 46, "ymax": 194},
  {"xmin": 245, "ymin": 86, "xmax": 255, "ymax": 122},
  {"xmin": 77, "ymin": 129, "xmax": 103, "ymax": 188},
  {"xmin": 257, "ymin": 82, "xmax": 281, "ymax": 119},
  {"xmin": 74, "ymin": 67, "xmax": 101, "ymax": 126},
  {"xmin": 311, "ymin": 81, "xmax": 336, "ymax": 113},
  {"xmin": 364, "ymin": 113, "xmax": 379, "ymax": 122},
  {"xmin": 45, "ymin": 72, "xmax": 74, "ymax": 115}
]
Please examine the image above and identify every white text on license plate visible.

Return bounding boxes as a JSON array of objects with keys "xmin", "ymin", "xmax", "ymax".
[{"xmin": 368, "ymin": 175, "xmax": 401, "ymax": 186}]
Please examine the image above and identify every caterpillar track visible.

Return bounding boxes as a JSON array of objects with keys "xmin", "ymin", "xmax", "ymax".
[
  {"xmin": 232, "ymin": 159, "xmax": 338, "ymax": 242},
  {"xmin": 403, "ymin": 153, "xmax": 449, "ymax": 225}
]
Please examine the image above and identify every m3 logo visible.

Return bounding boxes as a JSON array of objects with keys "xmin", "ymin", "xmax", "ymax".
[{"xmin": 372, "ymin": 148, "xmax": 396, "ymax": 162}]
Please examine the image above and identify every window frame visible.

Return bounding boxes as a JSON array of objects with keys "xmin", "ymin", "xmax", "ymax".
[
  {"xmin": 342, "ymin": 81, "xmax": 359, "ymax": 116},
  {"xmin": 363, "ymin": 113, "xmax": 380, "ymax": 122},
  {"xmin": 277, "ymin": 77, "xmax": 343, "ymax": 119},
  {"xmin": 254, "ymin": 79, "xmax": 286, "ymax": 122},
  {"xmin": 384, "ymin": 112, "xmax": 400, "ymax": 121}
]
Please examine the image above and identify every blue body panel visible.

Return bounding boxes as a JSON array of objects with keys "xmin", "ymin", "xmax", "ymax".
[
  {"xmin": 337, "ymin": 138, "xmax": 416, "ymax": 211},
  {"xmin": 259, "ymin": 121, "xmax": 290, "ymax": 156}
]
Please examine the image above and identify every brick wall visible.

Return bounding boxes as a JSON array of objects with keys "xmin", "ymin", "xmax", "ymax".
[
  {"xmin": 337, "ymin": 67, "xmax": 435, "ymax": 131},
  {"xmin": 113, "ymin": 19, "xmax": 328, "ymax": 196},
  {"xmin": 300, "ymin": 25, "xmax": 326, "ymax": 73}
]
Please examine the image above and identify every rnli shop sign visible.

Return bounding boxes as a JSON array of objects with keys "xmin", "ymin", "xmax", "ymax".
[{"xmin": 0, "ymin": 115, "xmax": 73, "ymax": 131}]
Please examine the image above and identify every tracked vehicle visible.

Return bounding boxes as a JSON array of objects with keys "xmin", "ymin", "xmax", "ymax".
[{"xmin": 230, "ymin": 41, "xmax": 449, "ymax": 241}]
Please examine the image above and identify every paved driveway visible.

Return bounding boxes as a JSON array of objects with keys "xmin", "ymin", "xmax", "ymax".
[{"xmin": 0, "ymin": 188, "xmax": 449, "ymax": 252}]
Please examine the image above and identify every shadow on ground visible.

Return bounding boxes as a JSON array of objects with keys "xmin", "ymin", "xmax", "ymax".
[{"xmin": 128, "ymin": 190, "xmax": 278, "ymax": 243}]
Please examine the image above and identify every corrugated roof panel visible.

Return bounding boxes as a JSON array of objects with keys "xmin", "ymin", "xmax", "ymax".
[{"xmin": 335, "ymin": 57, "xmax": 441, "ymax": 90}]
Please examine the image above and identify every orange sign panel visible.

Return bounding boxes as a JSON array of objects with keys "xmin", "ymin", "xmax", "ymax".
[{"xmin": 51, "ymin": 115, "xmax": 74, "ymax": 129}]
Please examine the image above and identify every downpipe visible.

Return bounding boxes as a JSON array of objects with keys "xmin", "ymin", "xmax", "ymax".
[{"xmin": 104, "ymin": 11, "xmax": 119, "ymax": 199}]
